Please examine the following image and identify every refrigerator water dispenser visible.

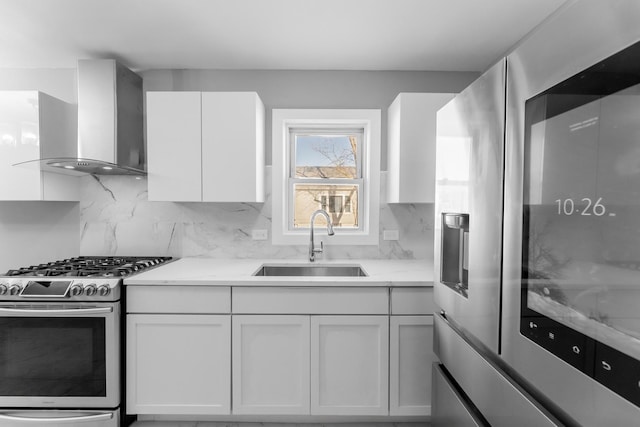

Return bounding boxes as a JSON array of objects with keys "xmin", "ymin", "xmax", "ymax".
[{"xmin": 441, "ymin": 213, "xmax": 469, "ymax": 297}]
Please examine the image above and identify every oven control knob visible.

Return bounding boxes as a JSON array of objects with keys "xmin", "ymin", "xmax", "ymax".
[
  {"xmin": 9, "ymin": 284, "xmax": 22, "ymax": 295},
  {"xmin": 97, "ymin": 285, "xmax": 111, "ymax": 296},
  {"xmin": 85, "ymin": 284, "xmax": 98, "ymax": 296},
  {"xmin": 69, "ymin": 284, "xmax": 84, "ymax": 296},
  {"xmin": 0, "ymin": 284, "xmax": 7, "ymax": 295}
]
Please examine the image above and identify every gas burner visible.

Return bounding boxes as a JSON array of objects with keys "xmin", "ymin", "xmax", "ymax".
[{"xmin": 3, "ymin": 256, "xmax": 172, "ymax": 278}]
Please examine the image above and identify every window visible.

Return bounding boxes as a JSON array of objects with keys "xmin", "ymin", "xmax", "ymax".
[
  {"xmin": 291, "ymin": 129, "xmax": 361, "ymax": 229},
  {"xmin": 272, "ymin": 109, "xmax": 381, "ymax": 245}
]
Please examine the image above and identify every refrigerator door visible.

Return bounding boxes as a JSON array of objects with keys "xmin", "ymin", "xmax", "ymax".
[
  {"xmin": 503, "ymin": 0, "xmax": 640, "ymax": 425},
  {"xmin": 434, "ymin": 59, "xmax": 506, "ymax": 354}
]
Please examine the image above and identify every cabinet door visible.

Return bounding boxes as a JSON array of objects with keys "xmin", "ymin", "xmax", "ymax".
[
  {"xmin": 390, "ymin": 315, "xmax": 434, "ymax": 416},
  {"xmin": 126, "ymin": 314, "xmax": 230, "ymax": 415},
  {"xmin": 387, "ymin": 92, "xmax": 455, "ymax": 203},
  {"xmin": 232, "ymin": 315, "xmax": 310, "ymax": 414},
  {"xmin": 0, "ymin": 91, "xmax": 78, "ymax": 201},
  {"xmin": 0, "ymin": 91, "xmax": 42, "ymax": 200},
  {"xmin": 201, "ymin": 92, "xmax": 265, "ymax": 202},
  {"xmin": 147, "ymin": 91, "xmax": 202, "ymax": 201},
  {"xmin": 310, "ymin": 315, "xmax": 389, "ymax": 415}
]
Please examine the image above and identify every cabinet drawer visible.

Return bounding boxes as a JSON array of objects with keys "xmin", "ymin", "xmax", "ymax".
[
  {"xmin": 233, "ymin": 287, "xmax": 389, "ymax": 314},
  {"xmin": 391, "ymin": 287, "xmax": 435, "ymax": 315},
  {"xmin": 127, "ymin": 286, "xmax": 231, "ymax": 314}
]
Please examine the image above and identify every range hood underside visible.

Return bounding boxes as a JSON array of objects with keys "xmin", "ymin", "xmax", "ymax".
[{"xmin": 14, "ymin": 158, "xmax": 146, "ymax": 176}]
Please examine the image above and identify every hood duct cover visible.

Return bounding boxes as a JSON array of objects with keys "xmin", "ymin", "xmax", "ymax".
[{"xmin": 15, "ymin": 59, "xmax": 146, "ymax": 176}]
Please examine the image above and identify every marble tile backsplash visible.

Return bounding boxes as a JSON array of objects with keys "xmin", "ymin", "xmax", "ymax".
[{"xmin": 79, "ymin": 168, "xmax": 434, "ymax": 260}]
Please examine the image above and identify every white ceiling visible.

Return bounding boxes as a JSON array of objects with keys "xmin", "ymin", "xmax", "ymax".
[{"xmin": 0, "ymin": 0, "xmax": 567, "ymax": 72}]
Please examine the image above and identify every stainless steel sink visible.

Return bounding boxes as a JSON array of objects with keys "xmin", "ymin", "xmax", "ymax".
[{"xmin": 253, "ymin": 264, "xmax": 367, "ymax": 277}]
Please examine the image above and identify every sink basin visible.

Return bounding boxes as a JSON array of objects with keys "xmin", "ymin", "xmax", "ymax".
[{"xmin": 253, "ymin": 264, "xmax": 367, "ymax": 277}]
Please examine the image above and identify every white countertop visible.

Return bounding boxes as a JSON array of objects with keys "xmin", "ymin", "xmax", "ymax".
[{"xmin": 124, "ymin": 258, "xmax": 433, "ymax": 287}]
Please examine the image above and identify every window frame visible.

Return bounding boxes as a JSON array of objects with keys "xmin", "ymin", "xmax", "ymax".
[{"xmin": 272, "ymin": 109, "xmax": 381, "ymax": 246}]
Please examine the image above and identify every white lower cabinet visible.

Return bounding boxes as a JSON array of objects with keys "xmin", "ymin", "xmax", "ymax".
[
  {"xmin": 311, "ymin": 315, "xmax": 389, "ymax": 416},
  {"xmin": 125, "ymin": 285, "xmax": 434, "ymax": 421},
  {"xmin": 126, "ymin": 314, "xmax": 231, "ymax": 415},
  {"xmin": 232, "ymin": 315, "xmax": 310, "ymax": 414},
  {"xmin": 390, "ymin": 315, "xmax": 435, "ymax": 416}
]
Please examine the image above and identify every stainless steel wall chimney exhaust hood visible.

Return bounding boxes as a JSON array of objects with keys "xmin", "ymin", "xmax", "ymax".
[{"xmin": 15, "ymin": 59, "xmax": 146, "ymax": 176}]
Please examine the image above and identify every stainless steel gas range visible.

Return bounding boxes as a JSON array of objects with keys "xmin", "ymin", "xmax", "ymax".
[{"xmin": 0, "ymin": 256, "xmax": 171, "ymax": 427}]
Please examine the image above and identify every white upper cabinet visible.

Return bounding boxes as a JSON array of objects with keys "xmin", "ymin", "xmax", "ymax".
[
  {"xmin": 387, "ymin": 93, "xmax": 454, "ymax": 203},
  {"xmin": 147, "ymin": 91, "xmax": 202, "ymax": 201},
  {"xmin": 146, "ymin": 91, "xmax": 265, "ymax": 202},
  {"xmin": 202, "ymin": 92, "xmax": 265, "ymax": 202},
  {"xmin": 0, "ymin": 91, "xmax": 79, "ymax": 201}
]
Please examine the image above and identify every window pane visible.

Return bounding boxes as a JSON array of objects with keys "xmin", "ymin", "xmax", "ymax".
[
  {"xmin": 293, "ymin": 184, "xmax": 359, "ymax": 228},
  {"xmin": 320, "ymin": 195, "xmax": 327, "ymax": 210},
  {"xmin": 294, "ymin": 134, "xmax": 358, "ymax": 179},
  {"xmin": 329, "ymin": 195, "xmax": 342, "ymax": 213}
]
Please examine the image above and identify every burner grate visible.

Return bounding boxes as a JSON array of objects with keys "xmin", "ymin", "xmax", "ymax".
[{"xmin": 3, "ymin": 256, "xmax": 172, "ymax": 278}]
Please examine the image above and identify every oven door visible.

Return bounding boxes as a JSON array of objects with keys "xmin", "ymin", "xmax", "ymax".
[
  {"xmin": 0, "ymin": 409, "xmax": 118, "ymax": 426},
  {"xmin": 0, "ymin": 302, "xmax": 119, "ymax": 408}
]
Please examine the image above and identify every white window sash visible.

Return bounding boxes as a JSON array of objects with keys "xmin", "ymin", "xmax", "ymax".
[{"xmin": 288, "ymin": 177, "xmax": 364, "ymax": 231}]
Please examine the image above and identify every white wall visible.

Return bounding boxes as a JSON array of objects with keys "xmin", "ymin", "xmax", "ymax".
[
  {"xmin": 0, "ymin": 202, "xmax": 79, "ymax": 273},
  {"xmin": 0, "ymin": 68, "xmax": 478, "ymax": 266},
  {"xmin": 141, "ymin": 69, "xmax": 478, "ymax": 166},
  {"xmin": 0, "ymin": 68, "xmax": 76, "ymax": 103},
  {"xmin": 75, "ymin": 69, "xmax": 476, "ymax": 260}
]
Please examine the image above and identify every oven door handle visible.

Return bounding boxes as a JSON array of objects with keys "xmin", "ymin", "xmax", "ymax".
[
  {"xmin": 0, "ymin": 307, "xmax": 113, "ymax": 315},
  {"xmin": 0, "ymin": 411, "xmax": 113, "ymax": 423}
]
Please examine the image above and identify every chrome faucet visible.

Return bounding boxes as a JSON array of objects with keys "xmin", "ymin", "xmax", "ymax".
[{"xmin": 309, "ymin": 209, "xmax": 335, "ymax": 262}]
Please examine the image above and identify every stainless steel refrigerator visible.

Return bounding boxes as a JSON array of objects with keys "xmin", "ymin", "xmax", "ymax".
[{"xmin": 432, "ymin": 1, "xmax": 640, "ymax": 426}]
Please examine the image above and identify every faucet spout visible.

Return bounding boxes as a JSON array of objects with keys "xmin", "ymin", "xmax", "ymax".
[{"xmin": 309, "ymin": 209, "xmax": 334, "ymax": 262}]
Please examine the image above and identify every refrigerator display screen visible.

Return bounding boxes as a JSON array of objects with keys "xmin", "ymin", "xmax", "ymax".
[{"xmin": 521, "ymin": 40, "xmax": 640, "ymax": 407}]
